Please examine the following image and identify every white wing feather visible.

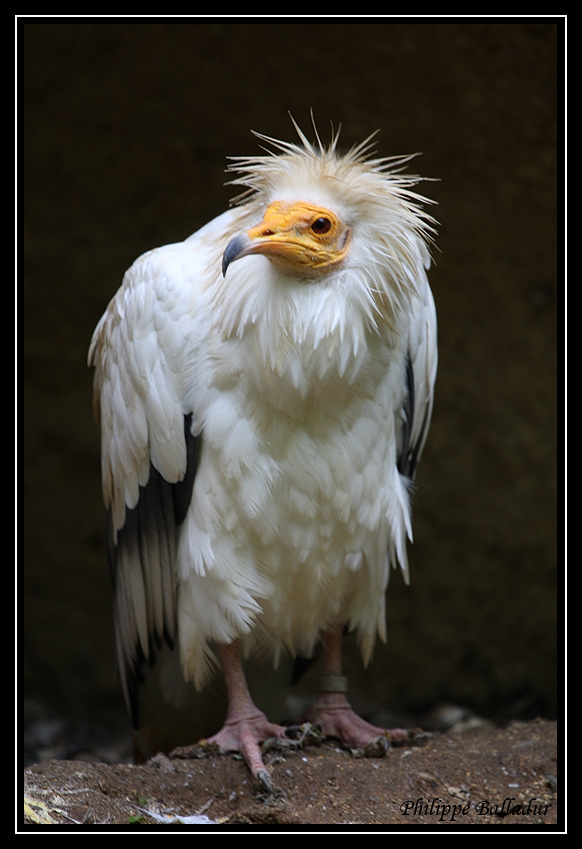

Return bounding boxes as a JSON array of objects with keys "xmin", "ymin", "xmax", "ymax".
[
  {"xmin": 89, "ymin": 213, "xmax": 237, "ymax": 715},
  {"xmin": 404, "ymin": 263, "xmax": 438, "ymax": 475}
]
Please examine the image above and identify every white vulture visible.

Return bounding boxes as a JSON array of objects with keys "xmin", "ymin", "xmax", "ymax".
[{"xmin": 89, "ymin": 119, "xmax": 437, "ymax": 788}]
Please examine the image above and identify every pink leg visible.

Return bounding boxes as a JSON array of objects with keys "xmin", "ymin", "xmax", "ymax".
[
  {"xmin": 207, "ymin": 641, "xmax": 287, "ymax": 787},
  {"xmin": 303, "ymin": 625, "xmax": 409, "ymax": 748}
]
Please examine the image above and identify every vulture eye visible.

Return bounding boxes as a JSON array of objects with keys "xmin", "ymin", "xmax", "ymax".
[{"xmin": 311, "ymin": 217, "xmax": 332, "ymax": 235}]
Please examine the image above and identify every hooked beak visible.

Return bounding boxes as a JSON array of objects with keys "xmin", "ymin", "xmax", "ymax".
[{"xmin": 222, "ymin": 233, "xmax": 254, "ymax": 277}]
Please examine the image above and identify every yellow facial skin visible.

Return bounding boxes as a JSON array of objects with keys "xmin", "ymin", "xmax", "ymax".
[{"xmin": 222, "ymin": 201, "xmax": 352, "ymax": 276}]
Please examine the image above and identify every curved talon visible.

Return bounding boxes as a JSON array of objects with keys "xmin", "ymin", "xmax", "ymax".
[
  {"xmin": 363, "ymin": 735, "xmax": 391, "ymax": 757},
  {"xmin": 256, "ymin": 768, "xmax": 274, "ymax": 793}
]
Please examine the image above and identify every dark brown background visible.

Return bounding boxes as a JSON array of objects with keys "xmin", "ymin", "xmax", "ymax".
[{"xmin": 22, "ymin": 20, "xmax": 558, "ymax": 755}]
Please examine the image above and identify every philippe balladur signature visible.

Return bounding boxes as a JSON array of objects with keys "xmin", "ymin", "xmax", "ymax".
[{"xmin": 400, "ymin": 797, "xmax": 553, "ymax": 822}]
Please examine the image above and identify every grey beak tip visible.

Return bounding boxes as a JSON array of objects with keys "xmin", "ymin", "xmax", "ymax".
[{"xmin": 222, "ymin": 233, "xmax": 252, "ymax": 278}]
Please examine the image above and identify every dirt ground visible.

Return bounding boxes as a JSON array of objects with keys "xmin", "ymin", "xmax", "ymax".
[{"xmin": 23, "ymin": 718, "xmax": 557, "ymax": 829}]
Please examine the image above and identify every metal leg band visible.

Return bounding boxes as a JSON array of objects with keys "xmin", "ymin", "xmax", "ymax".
[{"xmin": 318, "ymin": 674, "xmax": 348, "ymax": 693}]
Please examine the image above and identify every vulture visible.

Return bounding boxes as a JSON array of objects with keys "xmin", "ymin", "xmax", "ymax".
[{"xmin": 89, "ymin": 118, "xmax": 437, "ymax": 788}]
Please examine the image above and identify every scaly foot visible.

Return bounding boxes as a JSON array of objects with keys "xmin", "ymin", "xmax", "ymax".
[
  {"xmin": 208, "ymin": 708, "xmax": 287, "ymax": 790},
  {"xmin": 304, "ymin": 692, "xmax": 409, "ymax": 751}
]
